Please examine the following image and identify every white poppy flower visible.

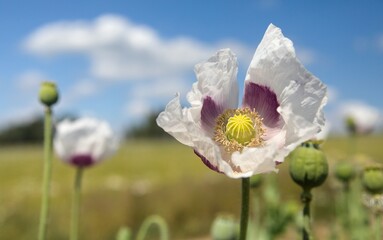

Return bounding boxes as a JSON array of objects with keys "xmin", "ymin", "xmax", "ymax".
[
  {"xmin": 54, "ymin": 117, "xmax": 119, "ymax": 167},
  {"xmin": 341, "ymin": 101, "xmax": 381, "ymax": 135},
  {"xmin": 156, "ymin": 24, "xmax": 327, "ymax": 178}
]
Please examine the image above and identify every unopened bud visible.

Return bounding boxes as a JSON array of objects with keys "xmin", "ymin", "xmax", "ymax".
[
  {"xmin": 335, "ymin": 161, "xmax": 356, "ymax": 183},
  {"xmin": 39, "ymin": 81, "xmax": 59, "ymax": 107},
  {"xmin": 345, "ymin": 117, "xmax": 357, "ymax": 135},
  {"xmin": 210, "ymin": 214, "xmax": 238, "ymax": 240},
  {"xmin": 362, "ymin": 166, "xmax": 383, "ymax": 195},
  {"xmin": 289, "ymin": 141, "xmax": 328, "ymax": 191}
]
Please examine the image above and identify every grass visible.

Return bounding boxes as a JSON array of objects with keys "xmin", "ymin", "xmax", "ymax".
[{"xmin": 0, "ymin": 135, "xmax": 382, "ymax": 239}]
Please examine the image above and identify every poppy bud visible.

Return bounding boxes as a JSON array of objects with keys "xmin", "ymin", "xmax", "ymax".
[
  {"xmin": 39, "ymin": 81, "xmax": 59, "ymax": 107},
  {"xmin": 362, "ymin": 167, "xmax": 383, "ymax": 195},
  {"xmin": 335, "ymin": 161, "xmax": 356, "ymax": 183},
  {"xmin": 345, "ymin": 117, "xmax": 357, "ymax": 135},
  {"xmin": 289, "ymin": 142, "xmax": 328, "ymax": 191},
  {"xmin": 210, "ymin": 215, "xmax": 238, "ymax": 240}
]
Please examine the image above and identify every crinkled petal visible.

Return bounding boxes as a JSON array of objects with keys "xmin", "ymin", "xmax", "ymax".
[
  {"xmin": 231, "ymin": 145, "xmax": 280, "ymax": 178},
  {"xmin": 188, "ymin": 49, "xmax": 239, "ymax": 134},
  {"xmin": 156, "ymin": 94, "xmax": 196, "ymax": 147},
  {"xmin": 245, "ymin": 23, "xmax": 327, "ymax": 156},
  {"xmin": 192, "ymin": 136, "xmax": 235, "ymax": 176},
  {"xmin": 279, "ymin": 79, "xmax": 327, "ymax": 150}
]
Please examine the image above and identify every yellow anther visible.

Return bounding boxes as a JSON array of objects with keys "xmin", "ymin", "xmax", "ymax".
[{"xmin": 225, "ymin": 114, "xmax": 256, "ymax": 145}]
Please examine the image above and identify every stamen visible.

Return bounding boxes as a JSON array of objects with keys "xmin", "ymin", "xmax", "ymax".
[{"xmin": 214, "ymin": 108, "xmax": 264, "ymax": 152}]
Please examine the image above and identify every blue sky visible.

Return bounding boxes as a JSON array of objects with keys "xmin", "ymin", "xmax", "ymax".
[{"xmin": 0, "ymin": 0, "xmax": 382, "ymax": 133}]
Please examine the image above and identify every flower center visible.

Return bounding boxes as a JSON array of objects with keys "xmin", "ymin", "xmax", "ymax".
[
  {"xmin": 214, "ymin": 108, "xmax": 264, "ymax": 152},
  {"xmin": 225, "ymin": 114, "xmax": 256, "ymax": 145}
]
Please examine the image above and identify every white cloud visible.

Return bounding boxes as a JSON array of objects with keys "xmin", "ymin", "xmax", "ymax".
[
  {"xmin": 70, "ymin": 80, "xmax": 98, "ymax": 97},
  {"xmin": 339, "ymin": 101, "xmax": 382, "ymax": 133},
  {"xmin": 124, "ymin": 99, "xmax": 151, "ymax": 118},
  {"xmin": 326, "ymin": 100, "xmax": 382, "ymax": 135},
  {"xmin": 130, "ymin": 77, "xmax": 189, "ymax": 99},
  {"xmin": 295, "ymin": 47, "xmax": 317, "ymax": 66},
  {"xmin": 22, "ymin": 15, "xmax": 323, "ymax": 130},
  {"xmin": 16, "ymin": 70, "xmax": 47, "ymax": 92},
  {"xmin": 58, "ymin": 79, "xmax": 99, "ymax": 109},
  {"xmin": 23, "ymin": 15, "xmax": 219, "ymax": 81},
  {"xmin": 353, "ymin": 34, "xmax": 383, "ymax": 53},
  {"xmin": 326, "ymin": 85, "xmax": 339, "ymax": 104}
]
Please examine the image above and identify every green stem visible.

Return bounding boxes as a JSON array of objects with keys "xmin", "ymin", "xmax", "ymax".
[
  {"xmin": 70, "ymin": 167, "xmax": 84, "ymax": 240},
  {"xmin": 38, "ymin": 107, "xmax": 53, "ymax": 240},
  {"xmin": 375, "ymin": 213, "xmax": 382, "ymax": 240},
  {"xmin": 301, "ymin": 190, "xmax": 312, "ymax": 240},
  {"xmin": 136, "ymin": 215, "xmax": 169, "ymax": 240},
  {"xmin": 239, "ymin": 177, "xmax": 250, "ymax": 240},
  {"xmin": 342, "ymin": 181, "xmax": 350, "ymax": 229},
  {"xmin": 252, "ymin": 193, "xmax": 260, "ymax": 238}
]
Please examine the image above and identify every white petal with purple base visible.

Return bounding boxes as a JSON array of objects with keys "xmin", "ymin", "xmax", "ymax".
[{"xmin": 54, "ymin": 118, "xmax": 119, "ymax": 167}]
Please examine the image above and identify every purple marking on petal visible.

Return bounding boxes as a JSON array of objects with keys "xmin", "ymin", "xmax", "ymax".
[
  {"xmin": 201, "ymin": 96, "xmax": 224, "ymax": 132},
  {"xmin": 70, "ymin": 154, "xmax": 94, "ymax": 167},
  {"xmin": 243, "ymin": 82, "xmax": 281, "ymax": 128},
  {"xmin": 194, "ymin": 149, "xmax": 222, "ymax": 173}
]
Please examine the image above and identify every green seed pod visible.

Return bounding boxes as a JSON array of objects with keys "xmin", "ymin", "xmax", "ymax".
[
  {"xmin": 362, "ymin": 167, "xmax": 383, "ymax": 195},
  {"xmin": 335, "ymin": 161, "xmax": 356, "ymax": 183},
  {"xmin": 116, "ymin": 226, "xmax": 131, "ymax": 240},
  {"xmin": 250, "ymin": 174, "xmax": 262, "ymax": 189},
  {"xmin": 39, "ymin": 81, "xmax": 59, "ymax": 107},
  {"xmin": 210, "ymin": 215, "xmax": 238, "ymax": 240},
  {"xmin": 289, "ymin": 141, "xmax": 328, "ymax": 191}
]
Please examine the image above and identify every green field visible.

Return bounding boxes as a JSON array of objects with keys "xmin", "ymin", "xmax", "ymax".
[{"xmin": 0, "ymin": 136, "xmax": 382, "ymax": 239}]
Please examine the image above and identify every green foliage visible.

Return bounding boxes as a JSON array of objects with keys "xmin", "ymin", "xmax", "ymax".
[
  {"xmin": 116, "ymin": 227, "xmax": 131, "ymax": 240},
  {"xmin": 126, "ymin": 112, "xmax": 169, "ymax": 139},
  {"xmin": 0, "ymin": 136, "xmax": 383, "ymax": 239},
  {"xmin": 0, "ymin": 117, "xmax": 44, "ymax": 144}
]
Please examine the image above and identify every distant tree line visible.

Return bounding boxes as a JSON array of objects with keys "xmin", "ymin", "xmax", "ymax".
[
  {"xmin": 0, "ymin": 112, "xmax": 168, "ymax": 145},
  {"xmin": 125, "ymin": 111, "xmax": 169, "ymax": 139},
  {"xmin": 0, "ymin": 117, "xmax": 44, "ymax": 145}
]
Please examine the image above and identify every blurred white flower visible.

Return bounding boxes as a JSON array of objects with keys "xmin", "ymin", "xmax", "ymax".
[
  {"xmin": 54, "ymin": 117, "xmax": 119, "ymax": 167},
  {"xmin": 157, "ymin": 24, "xmax": 327, "ymax": 178},
  {"xmin": 341, "ymin": 101, "xmax": 381, "ymax": 134}
]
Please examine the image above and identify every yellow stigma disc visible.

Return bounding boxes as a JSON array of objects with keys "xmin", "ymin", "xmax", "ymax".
[{"xmin": 225, "ymin": 114, "xmax": 256, "ymax": 145}]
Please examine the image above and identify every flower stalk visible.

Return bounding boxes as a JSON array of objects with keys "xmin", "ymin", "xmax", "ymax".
[
  {"xmin": 301, "ymin": 190, "xmax": 313, "ymax": 240},
  {"xmin": 70, "ymin": 167, "xmax": 84, "ymax": 240},
  {"xmin": 374, "ymin": 212, "xmax": 382, "ymax": 240},
  {"xmin": 136, "ymin": 215, "xmax": 169, "ymax": 240},
  {"xmin": 38, "ymin": 107, "xmax": 53, "ymax": 240},
  {"xmin": 38, "ymin": 81, "xmax": 59, "ymax": 240},
  {"xmin": 239, "ymin": 177, "xmax": 250, "ymax": 240}
]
